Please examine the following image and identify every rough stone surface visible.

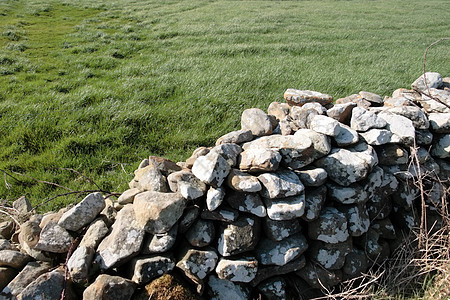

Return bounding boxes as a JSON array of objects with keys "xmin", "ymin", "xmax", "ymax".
[
  {"xmin": 428, "ymin": 112, "xmax": 450, "ymax": 133},
  {"xmin": 378, "ymin": 111, "xmax": 415, "ymax": 145},
  {"xmin": 326, "ymin": 102, "xmax": 356, "ymax": 124},
  {"xmin": 192, "ymin": 151, "xmax": 231, "ymax": 187},
  {"xmin": 431, "ymin": 134, "xmax": 450, "ymax": 158},
  {"xmin": 411, "ymin": 72, "xmax": 443, "ymax": 91},
  {"xmin": 258, "ymin": 169, "xmax": 304, "ymax": 199},
  {"xmin": 359, "ymin": 129, "xmax": 393, "ymax": 145},
  {"xmin": 0, "ymin": 267, "xmax": 17, "ymax": 291},
  {"xmin": 207, "ymin": 275, "xmax": 250, "ymax": 300},
  {"xmin": 334, "ymin": 123, "xmax": 359, "ymax": 146},
  {"xmin": 302, "ymin": 185, "xmax": 327, "ymax": 222},
  {"xmin": 309, "ymin": 115, "xmax": 341, "ymax": 136},
  {"xmin": 130, "ymin": 255, "xmax": 175, "ymax": 284},
  {"xmin": 350, "ymin": 107, "xmax": 386, "ymax": 132},
  {"xmin": 216, "ymin": 129, "xmax": 253, "ymax": 146},
  {"xmin": 359, "ymin": 91, "xmax": 383, "ymax": 105},
  {"xmin": 308, "ymin": 239, "xmax": 352, "ymax": 270},
  {"xmin": 263, "ymin": 218, "xmax": 302, "ymax": 241},
  {"xmin": 226, "ymin": 169, "xmax": 261, "ymax": 192},
  {"xmin": 218, "ymin": 216, "xmax": 260, "ymax": 257},
  {"xmin": 239, "ymin": 147, "xmax": 281, "ymax": 173},
  {"xmin": 376, "ymin": 144, "xmax": 409, "ymax": 165},
  {"xmin": 79, "ymin": 218, "xmax": 109, "ymax": 249},
  {"xmin": 206, "ymin": 186, "xmax": 225, "ymax": 211},
  {"xmin": 387, "ymin": 106, "xmax": 430, "ymax": 129},
  {"xmin": 295, "ymin": 167, "xmax": 328, "ymax": 187},
  {"xmin": 83, "ymin": 274, "xmax": 136, "ymax": 300},
  {"xmin": 296, "ymin": 261, "xmax": 342, "ymax": 289},
  {"xmin": 186, "ymin": 219, "xmax": 215, "ymax": 247},
  {"xmin": 132, "ymin": 163, "xmax": 169, "ymax": 192},
  {"xmin": 117, "ymin": 188, "xmax": 141, "ymax": 205},
  {"xmin": 177, "ymin": 248, "xmax": 218, "ymax": 281},
  {"xmin": 284, "ymin": 89, "xmax": 333, "ymax": 107},
  {"xmin": 142, "ymin": 224, "xmax": 178, "ymax": 254},
  {"xmin": 0, "ymin": 221, "xmax": 15, "ymax": 240},
  {"xmin": 167, "ymin": 170, "xmax": 207, "ymax": 200},
  {"xmin": 225, "ymin": 191, "xmax": 267, "ymax": 217},
  {"xmin": 12, "ymin": 196, "xmax": 33, "ymax": 215},
  {"xmin": 241, "ymin": 108, "xmax": 273, "ymax": 137},
  {"xmin": 33, "ymin": 222, "xmax": 73, "ymax": 253},
  {"xmin": 68, "ymin": 245, "xmax": 94, "ymax": 282},
  {"xmin": 210, "ymin": 143, "xmax": 243, "ymax": 167},
  {"xmin": 263, "ymin": 193, "xmax": 305, "ymax": 220},
  {"xmin": 308, "ymin": 207, "xmax": 349, "ymax": 244},
  {"xmin": 255, "ymin": 233, "xmax": 308, "ymax": 266},
  {"xmin": 327, "ymin": 182, "xmax": 368, "ymax": 204},
  {"xmin": 18, "ymin": 268, "xmax": 66, "ymax": 300},
  {"xmin": 215, "ymin": 256, "xmax": 258, "ymax": 282}
]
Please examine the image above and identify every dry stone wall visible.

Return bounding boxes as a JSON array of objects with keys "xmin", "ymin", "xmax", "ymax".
[{"xmin": 1, "ymin": 72, "xmax": 449, "ymax": 299}]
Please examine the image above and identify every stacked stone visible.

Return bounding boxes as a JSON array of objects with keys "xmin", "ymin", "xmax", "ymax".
[{"xmin": 0, "ymin": 72, "xmax": 449, "ymax": 300}]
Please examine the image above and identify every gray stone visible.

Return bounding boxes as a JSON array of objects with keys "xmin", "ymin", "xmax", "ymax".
[
  {"xmin": 393, "ymin": 180, "xmax": 420, "ymax": 209},
  {"xmin": 17, "ymin": 220, "xmax": 47, "ymax": 261},
  {"xmin": 258, "ymin": 169, "xmax": 304, "ymax": 199},
  {"xmin": 215, "ymin": 256, "xmax": 258, "ymax": 282},
  {"xmin": 177, "ymin": 248, "xmax": 218, "ymax": 281},
  {"xmin": 364, "ymin": 165, "xmax": 384, "ymax": 195},
  {"xmin": 308, "ymin": 207, "xmax": 349, "ymax": 243},
  {"xmin": 327, "ymin": 182, "xmax": 368, "ymax": 204},
  {"xmin": 207, "ymin": 275, "xmax": 251, "ymax": 300},
  {"xmin": 132, "ymin": 163, "xmax": 169, "ymax": 192},
  {"xmin": 302, "ymin": 102, "xmax": 327, "ymax": 114},
  {"xmin": 419, "ymin": 88, "xmax": 450, "ymax": 113},
  {"xmin": 210, "ymin": 143, "xmax": 243, "ymax": 167},
  {"xmin": 142, "ymin": 224, "xmax": 178, "ymax": 254},
  {"xmin": 411, "ymin": 72, "xmax": 443, "ymax": 91},
  {"xmin": 206, "ymin": 186, "xmax": 225, "ymax": 211},
  {"xmin": 0, "ymin": 267, "xmax": 18, "ymax": 292},
  {"xmin": 309, "ymin": 115, "xmax": 341, "ymax": 136},
  {"xmin": 302, "ymin": 185, "xmax": 327, "ymax": 222},
  {"xmin": 216, "ymin": 129, "xmax": 253, "ymax": 146},
  {"xmin": 383, "ymin": 96, "xmax": 414, "ymax": 107},
  {"xmin": 58, "ymin": 192, "xmax": 105, "ymax": 232},
  {"xmin": 67, "ymin": 245, "xmax": 94, "ymax": 282},
  {"xmin": 262, "ymin": 218, "xmax": 302, "ymax": 241},
  {"xmin": 326, "ymin": 102, "xmax": 356, "ymax": 124},
  {"xmin": 429, "ymin": 112, "xmax": 450, "ymax": 133},
  {"xmin": 167, "ymin": 170, "xmax": 207, "ymax": 200},
  {"xmin": 0, "ymin": 221, "xmax": 15, "ymax": 240},
  {"xmin": 83, "ymin": 274, "xmax": 136, "ymax": 300},
  {"xmin": 34, "ymin": 222, "xmax": 73, "ymax": 253},
  {"xmin": 387, "ymin": 106, "xmax": 430, "ymax": 129},
  {"xmin": 355, "ymin": 228, "xmax": 384, "ymax": 261},
  {"xmin": 289, "ymin": 106, "xmax": 319, "ymax": 130},
  {"xmin": 371, "ymin": 218, "xmax": 396, "ymax": 240},
  {"xmin": 334, "ymin": 123, "xmax": 359, "ymax": 146},
  {"xmin": 133, "ymin": 191, "xmax": 186, "ymax": 234},
  {"xmin": 263, "ymin": 193, "xmax": 305, "ymax": 220},
  {"xmin": 315, "ymin": 148, "xmax": 370, "ymax": 186},
  {"xmin": 359, "ymin": 91, "xmax": 383, "ymax": 105},
  {"xmin": 284, "ymin": 89, "xmax": 333, "ymax": 107},
  {"xmin": 12, "ymin": 196, "xmax": 32, "ymax": 214},
  {"xmin": 192, "ymin": 151, "xmax": 231, "ymax": 187},
  {"xmin": 185, "ymin": 146, "xmax": 210, "ymax": 168},
  {"xmin": 186, "ymin": 219, "xmax": 215, "ymax": 247},
  {"xmin": 338, "ymin": 204, "xmax": 370, "ymax": 237},
  {"xmin": 148, "ymin": 156, "xmax": 182, "ymax": 176},
  {"xmin": 218, "ymin": 215, "xmax": 260, "ymax": 257},
  {"xmin": 342, "ymin": 248, "xmax": 368, "ymax": 278},
  {"xmin": 130, "ymin": 255, "xmax": 175, "ymax": 284},
  {"xmin": 0, "ymin": 239, "xmax": 14, "ymax": 251},
  {"xmin": 347, "ymin": 142, "xmax": 379, "ymax": 170},
  {"xmin": 350, "ymin": 107, "xmax": 386, "ymax": 132},
  {"xmin": 257, "ymin": 277, "xmax": 287, "ymax": 300},
  {"xmin": 95, "ymin": 205, "xmax": 145, "ymax": 269},
  {"xmin": 225, "ymin": 191, "xmax": 266, "ymax": 217},
  {"xmin": 436, "ymin": 158, "xmax": 450, "ymax": 181},
  {"xmin": 416, "ymin": 129, "xmax": 434, "ymax": 145},
  {"xmin": 238, "ymin": 148, "xmax": 281, "ymax": 173},
  {"xmin": 393, "ymin": 207, "xmax": 419, "ymax": 231},
  {"xmin": 18, "ymin": 268, "xmax": 66, "ymax": 300},
  {"xmin": 268, "ymin": 101, "xmax": 290, "ymax": 120},
  {"xmin": 295, "ymin": 166, "xmax": 327, "ymax": 187},
  {"xmin": 294, "ymin": 129, "xmax": 331, "ymax": 161},
  {"xmin": 255, "ymin": 233, "xmax": 308, "ymax": 266},
  {"xmin": 79, "ymin": 218, "xmax": 109, "ymax": 249},
  {"xmin": 359, "ymin": 129, "xmax": 393, "ymax": 145},
  {"xmin": 252, "ymin": 256, "xmax": 306, "ymax": 287},
  {"xmin": 138, "ymin": 158, "xmax": 149, "ymax": 169},
  {"xmin": 308, "ymin": 239, "xmax": 352, "ymax": 270},
  {"xmin": 226, "ymin": 169, "xmax": 261, "ymax": 192},
  {"xmin": 117, "ymin": 188, "xmax": 141, "ymax": 205},
  {"xmin": 378, "ymin": 111, "xmax": 416, "ymax": 145},
  {"xmin": 201, "ymin": 207, "xmax": 239, "ymax": 223},
  {"xmin": 376, "ymin": 144, "xmax": 408, "ymax": 165},
  {"xmin": 241, "ymin": 108, "xmax": 273, "ymax": 137},
  {"xmin": 296, "ymin": 261, "xmax": 342, "ymax": 289}
]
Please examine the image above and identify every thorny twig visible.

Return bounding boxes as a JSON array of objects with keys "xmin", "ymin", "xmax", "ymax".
[
  {"xmin": 12, "ymin": 170, "xmax": 74, "ymax": 192},
  {"xmin": 54, "ymin": 167, "xmax": 103, "ymax": 191}
]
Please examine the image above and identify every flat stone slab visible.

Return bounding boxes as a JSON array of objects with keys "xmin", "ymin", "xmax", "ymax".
[
  {"xmin": 263, "ymin": 193, "xmax": 305, "ymax": 221},
  {"xmin": 258, "ymin": 169, "xmax": 304, "ymax": 199},
  {"xmin": 255, "ymin": 233, "xmax": 308, "ymax": 266},
  {"xmin": 284, "ymin": 89, "xmax": 333, "ymax": 107},
  {"xmin": 215, "ymin": 256, "xmax": 258, "ymax": 283}
]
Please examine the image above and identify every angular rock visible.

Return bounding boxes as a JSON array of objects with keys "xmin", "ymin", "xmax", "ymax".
[
  {"xmin": 378, "ymin": 111, "xmax": 415, "ymax": 145},
  {"xmin": 302, "ymin": 185, "xmax": 327, "ymax": 222},
  {"xmin": 201, "ymin": 207, "xmax": 239, "ymax": 223},
  {"xmin": 416, "ymin": 129, "xmax": 434, "ymax": 145},
  {"xmin": 13, "ymin": 196, "xmax": 32, "ymax": 215},
  {"xmin": 133, "ymin": 191, "xmax": 186, "ymax": 234},
  {"xmin": 350, "ymin": 107, "xmax": 386, "ymax": 132},
  {"xmin": 34, "ymin": 222, "xmax": 73, "ymax": 253},
  {"xmin": 185, "ymin": 147, "xmax": 210, "ymax": 168},
  {"xmin": 215, "ymin": 256, "xmax": 258, "ymax": 282},
  {"xmin": 258, "ymin": 169, "xmax": 304, "ymax": 199},
  {"xmin": 326, "ymin": 102, "xmax": 356, "ymax": 124},
  {"xmin": 186, "ymin": 219, "xmax": 215, "ymax": 247},
  {"xmin": 18, "ymin": 268, "xmax": 66, "ymax": 300},
  {"xmin": 284, "ymin": 89, "xmax": 333, "ymax": 107},
  {"xmin": 192, "ymin": 151, "xmax": 231, "ymax": 187},
  {"xmin": 117, "ymin": 188, "xmax": 141, "ymax": 205},
  {"xmin": 0, "ymin": 267, "xmax": 18, "ymax": 291},
  {"xmin": 376, "ymin": 144, "xmax": 409, "ymax": 165},
  {"xmin": 262, "ymin": 218, "xmax": 302, "ymax": 241},
  {"xmin": 308, "ymin": 239, "xmax": 352, "ymax": 270},
  {"xmin": 334, "ymin": 123, "xmax": 359, "ymax": 146},
  {"xmin": 255, "ymin": 233, "xmax": 308, "ymax": 266},
  {"xmin": 96, "ymin": 205, "xmax": 145, "ymax": 269},
  {"xmin": 359, "ymin": 91, "xmax": 383, "ymax": 106},
  {"xmin": 130, "ymin": 255, "xmax": 175, "ymax": 284},
  {"xmin": 241, "ymin": 108, "xmax": 273, "ymax": 137},
  {"xmin": 210, "ymin": 143, "xmax": 243, "ymax": 167},
  {"xmin": 263, "ymin": 193, "xmax": 305, "ymax": 220},
  {"xmin": 359, "ymin": 129, "xmax": 393, "ymax": 145},
  {"xmin": 206, "ymin": 186, "xmax": 225, "ymax": 211},
  {"xmin": 308, "ymin": 207, "xmax": 349, "ymax": 243},
  {"xmin": 238, "ymin": 148, "xmax": 281, "ymax": 173},
  {"xmin": 252, "ymin": 256, "xmax": 306, "ymax": 287},
  {"xmin": 217, "ymin": 216, "xmax": 260, "ymax": 257},
  {"xmin": 296, "ymin": 261, "xmax": 342, "ymax": 289},
  {"xmin": 83, "ymin": 274, "xmax": 136, "ymax": 300},
  {"xmin": 302, "ymin": 102, "xmax": 327, "ymax": 114},
  {"xmin": 0, "ymin": 239, "xmax": 14, "ymax": 251},
  {"xmin": 216, "ymin": 129, "xmax": 253, "ymax": 146},
  {"xmin": 257, "ymin": 277, "xmax": 287, "ymax": 300},
  {"xmin": 58, "ymin": 192, "xmax": 105, "ymax": 232},
  {"xmin": 0, "ymin": 221, "xmax": 15, "ymax": 240},
  {"xmin": 295, "ymin": 167, "xmax": 327, "ymax": 187},
  {"xmin": 226, "ymin": 169, "xmax": 261, "ymax": 192},
  {"xmin": 326, "ymin": 182, "xmax": 368, "ymax": 204},
  {"xmin": 132, "ymin": 163, "xmax": 169, "ymax": 192},
  {"xmin": 167, "ymin": 170, "xmax": 207, "ymax": 200},
  {"xmin": 338, "ymin": 204, "xmax": 370, "ymax": 237},
  {"xmin": 387, "ymin": 106, "xmax": 429, "ymax": 129},
  {"xmin": 68, "ymin": 245, "xmax": 94, "ymax": 282},
  {"xmin": 268, "ymin": 102, "xmax": 290, "ymax": 120},
  {"xmin": 148, "ymin": 156, "xmax": 182, "ymax": 176},
  {"xmin": 17, "ymin": 220, "xmax": 46, "ymax": 261},
  {"xmin": 342, "ymin": 248, "xmax": 368, "ymax": 278},
  {"xmin": 411, "ymin": 72, "xmax": 442, "ymax": 91},
  {"xmin": 347, "ymin": 142, "xmax": 378, "ymax": 170},
  {"xmin": 419, "ymin": 88, "xmax": 450, "ymax": 113},
  {"xmin": 315, "ymin": 148, "xmax": 369, "ymax": 186},
  {"xmin": 142, "ymin": 224, "xmax": 178, "ymax": 254},
  {"xmin": 428, "ymin": 112, "xmax": 450, "ymax": 133},
  {"xmin": 207, "ymin": 275, "xmax": 251, "ymax": 300},
  {"xmin": 294, "ymin": 129, "xmax": 331, "ymax": 161},
  {"xmin": 177, "ymin": 248, "xmax": 218, "ymax": 281},
  {"xmin": 225, "ymin": 191, "xmax": 266, "ymax": 217},
  {"xmin": 289, "ymin": 106, "xmax": 319, "ymax": 130},
  {"xmin": 309, "ymin": 115, "xmax": 341, "ymax": 136},
  {"xmin": 79, "ymin": 218, "xmax": 109, "ymax": 249}
]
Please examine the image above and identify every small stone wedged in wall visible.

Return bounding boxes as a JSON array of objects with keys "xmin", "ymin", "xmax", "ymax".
[{"xmin": 1, "ymin": 72, "xmax": 449, "ymax": 299}]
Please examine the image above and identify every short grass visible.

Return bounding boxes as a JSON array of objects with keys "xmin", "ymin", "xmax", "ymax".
[{"xmin": 0, "ymin": 0, "xmax": 449, "ymax": 211}]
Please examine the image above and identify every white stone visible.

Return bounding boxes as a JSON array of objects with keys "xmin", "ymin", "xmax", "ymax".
[{"xmin": 309, "ymin": 115, "xmax": 341, "ymax": 136}]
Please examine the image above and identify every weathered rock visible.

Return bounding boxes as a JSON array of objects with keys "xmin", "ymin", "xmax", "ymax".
[
  {"xmin": 342, "ymin": 248, "xmax": 368, "ymax": 278},
  {"xmin": 148, "ymin": 156, "xmax": 182, "ymax": 176},
  {"xmin": 206, "ymin": 186, "xmax": 225, "ymax": 211},
  {"xmin": 416, "ymin": 129, "xmax": 434, "ymax": 145},
  {"xmin": 185, "ymin": 147, "xmax": 210, "ymax": 168},
  {"xmin": 359, "ymin": 129, "xmax": 393, "ymax": 145},
  {"xmin": 117, "ymin": 188, "xmax": 141, "ymax": 205},
  {"xmin": 201, "ymin": 207, "xmax": 239, "ymax": 223},
  {"xmin": 289, "ymin": 106, "xmax": 319, "ymax": 130},
  {"xmin": 294, "ymin": 129, "xmax": 331, "ymax": 161},
  {"xmin": 217, "ymin": 216, "xmax": 260, "ymax": 257},
  {"xmin": 138, "ymin": 158, "xmax": 149, "ymax": 169},
  {"xmin": 241, "ymin": 108, "xmax": 273, "ymax": 137},
  {"xmin": 378, "ymin": 111, "xmax": 415, "ymax": 145},
  {"xmin": 334, "ymin": 123, "xmax": 359, "ymax": 146},
  {"xmin": 315, "ymin": 148, "xmax": 369, "ymax": 186},
  {"xmin": 263, "ymin": 193, "xmax": 305, "ymax": 220},
  {"xmin": 83, "ymin": 274, "xmax": 136, "ymax": 300},
  {"xmin": 284, "ymin": 89, "xmax": 333, "ymax": 107},
  {"xmin": 79, "ymin": 218, "xmax": 109, "ymax": 249},
  {"xmin": 207, "ymin": 275, "xmax": 251, "ymax": 300},
  {"xmin": 383, "ymin": 96, "xmax": 414, "ymax": 107},
  {"xmin": 326, "ymin": 102, "xmax": 356, "ymax": 124},
  {"xmin": 411, "ymin": 72, "xmax": 442, "ymax": 91},
  {"xmin": 302, "ymin": 185, "xmax": 327, "ymax": 222},
  {"xmin": 255, "ymin": 233, "xmax": 308, "ymax": 266},
  {"xmin": 142, "ymin": 224, "xmax": 178, "ymax": 254},
  {"xmin": 364, "ymin": 165, "xmax": 384, "ymax": 195},
  {"xmin": 226, "ymin": 169, "xmax": 261, "ymax": 192},
  {"xmin": 95, "ymin": 204, "xmax": 145, "ymax": 269},
  {"xmin": 186, "ymin": 219, "xmax": 215, "ymax": 247},
  {"xmin": 225, "ymin": 191, "xmax": 267, "ymax": 217},
  {"xmin": 133, "ymin": 191, "xmax": 186, "ymax": 234},
  {"xmin": 18, "ymin": 268, "xmax": 67, "ymax": 300},
  {"xmin": 268, "ymin": 102, "xmax": 290, "ymax": 120},
  {"xmin": 130, "ymin": 255, "xmax": 175, "ymax": 284},
  {"xmin": 0, "ymin": 267, "xmax": 17, "ymax": 291},
  {"xmin": 210, "ymin": 143, "xmax": 243, "ymax": 167},
  {"xmin": 177, "ymin": 248, "xmax": 218, "ymax": 281},
  {"xmin": 376, "ymin": 144, "xmax": 409, "ymax": 165},
  {"xmin": 308, "ymin": 239, "xmax": 352, "ymax": 270},
  {"xmin": 359, "ymin": 91, "xmax": 383, "ymax": 106},
  {"xmin": 296, "ymin": 261, "xmax": 342, "ymax": 289},
  {"xmin": 338, "ymin": 204, "xmax": 370, "ymax": 237},
  {"xmin": 308, "ymin": 207, "xmax": 349, "ymax": 243},
  {"xmin": 68, "ymin": 245, "xmax": 95, "ymax": 282},
  {"xmin": 302, "ymin": 102, "xmax": 327, "ymax": 114},
  {"xmin": 258, "ymin": 169, "xmax": 304, "ymax": 199},
  {"xmin": 387, "ymin": 106, "xmax": 430, "ymax": 129},
  {"xmin": 257, "ymin": 277, "xmax": 287, "ymax": 300},
  {"xmin": 350, "ymin": 107, "xmax": 386, "ymax": 132},
  {"xmin": 295, "ymin": 167, "xmax": 327, "ymax": 187},
  {"xmin": 262, "ymin": 218, "xmax": 302, "ymax": 241},
  {"xmin": 419, "ymin": 88, "xmax": 450, "ymax": 113},
  {"xmin": 216, "ymin": 129, "xmax": 254, "ymax": 146},
  {"xmin": 0, "ymin": 221, "xmax": 15, "ymax": 240},
  {"xmin": 167, "ymin": 170, "xmax": 207, "ymax": 200},
  {"xmin": 0, "ymin": 239, "xmax": 14, "ymax": 251},
  {"xmin": 192, "ymin": 151, "xmax": 231, "ymax": 187},
  {"xmin": 252, "ymin": 256, "xmax": 306, "ymax": 287},
  {"xmin": 347, "ymin": 142, "xmax": 378, "ymax": 170},
  {"xmin": 238, "ymin": 148, "xmax": 281, "ymax": 173},
  {"xmin": 326, "ymin": 182, "xmax": 368, "ymax": 204},
  {"xmin": 34, "ymin": 222, "xmax": 73, "ymax": 253},
  {"xmin": 428, "ymin": 112, "xmax": 450, "ymax": 133},
  {"xmin": 17, "ymin": 219, "xmax": 47, "ymax": 261},
  {"xmin": 13, "ymin": 196, "xmax": 32, "ymax": 215},
  {"xmin": 58, "ymin": 192, "xmax": 105, "ymax": 232},
  {"xmin": 215, "ymin": 256, "xmax": 258, "ymax": 282},
  {"xmin": 309, "ymin": 115, "xmax": 341, "ymax": 136},
  {"xmin": 372, "ymin": 218, "xmax": 396, "ymax": 240},
  {"xmin": 132, "ymin": 163, "xmax": 169, "ymax": 192}
]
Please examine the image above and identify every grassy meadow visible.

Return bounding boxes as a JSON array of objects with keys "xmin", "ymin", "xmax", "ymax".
[{"xmin": 0, "ymin": 0, "xmax": 449, "ymax": 211}]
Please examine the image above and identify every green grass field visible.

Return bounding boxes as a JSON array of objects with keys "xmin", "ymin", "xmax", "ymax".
[{"xmin": 0, "ymin": 0, "xmax": 449, "ymax": 211}]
